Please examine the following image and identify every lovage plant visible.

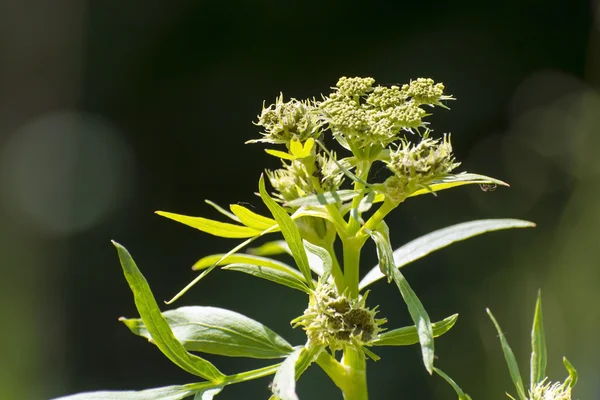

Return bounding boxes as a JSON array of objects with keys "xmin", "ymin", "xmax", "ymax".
[{"xmin": 58, "ymin": 77, "xmax": 548, "ymax": 399}]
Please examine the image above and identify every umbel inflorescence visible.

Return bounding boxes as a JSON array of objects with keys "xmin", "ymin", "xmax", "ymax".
[{"xmin": 54, "ymin": 76, "xmax": 578, "ymax": 400}]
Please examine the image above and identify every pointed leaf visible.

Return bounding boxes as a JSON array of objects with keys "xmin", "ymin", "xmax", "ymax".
[
  {"xmin": 360, "ymin": 219, "xmax": 536, "ymax": 289},
  {"xmin": 372, "ymin": 314, "xmax": 458, "ymax": 346},
  {"xmin": 205, "ymin": 200, "xmax": 240, "ymax": 222},
  {"xmin": 563, "ymin": 357, "xmax": 578, "ymax": 388},
  {"xmin": 193, "ymin": 387, "xmax": 222, "ymax": 400},
  {"xmin": 192, "ymin": 253, "xmax": 294, "ymax": 272},
  {"xmin": 530, "ymin": 290, "xmax": 547, "ymax": 389},
  {"xmin": 284, "ymin": 190, "xmax": 361, "ymax": 208},
  {"xmin": 156, "ymin": 211, "xmax": 263, "ymax": 238},
  {"xmin": 258, "ymin": 175, "xmax": 314, "ymax": 288},
  {"xmin": 367, "ymin": 221, "xmax": 395, "ymax": 283},
  {"xmin": 265, "ymin": 149, "xmax": 296, "ymax": 160},
  {"xmin": 486, "ymin": 308, "xmax": 527, "ymax": 400},
  {"xmin": 271, "ymin": 347, "xmax": 303, "ymax": 400},
  {"xmin": 121, "ymin": 306, "xmax": 293, "ymax": 359},
  {"xmin": 112, "ymin": 242, "xmax": 225, "ymax": 382},
  {"xmin": 433, "ymin": 367, "xmax": 472, "ymax": 400},
  {"xmin": 52, "ymin": 384, "xmax": 199, "ymax": 400},
  {"xmin": 230, "ymin": 205, "xmax": 277, "ymax": 231},
  {"xmin": 248, "ymin": 240, "xmax": 291, "ymax": 256},
  {"xmin": 409, "ymin": 172, "xmax": 509, "ymax": 197},
  {"xmin": 302, "ymin": 240, "xmax": 333, "ymax": 280},
  {"xmin": 223, "ymin": 263, "xmax": 311, "ymax": 293}
]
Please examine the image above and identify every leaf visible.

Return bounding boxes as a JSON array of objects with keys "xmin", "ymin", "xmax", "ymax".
[
  {"xmin": 284, "ymin": 189, "xmax": 361, "ymax": 208},
  {"xmin": 121, "ymin": 306, "xmax": 294, "ymax": 359},
  {"xmin": 230, "ymin": 204, "xmax": 277, "ymax": 231},
  {"xmin": 360, "ymin": 219, "xmax": 536, "ymax": 290},
  {"xmin": 367, "ymin": 221, "xmax": 395, "ymax": 283},
  {"xmin": 486, "ymin": 308, "xmax": 527, "ymax": 400},
  {"xmin": 390, "ymin": 267, "xmax": 435, "ymax": 375},
  {"xmin": 223, "ymin": 263, "xmax": 311, "ymax": 293},
  {"xmin": 265, "ymin": 149, "xmax": 296, "ymax": 160},
  {"xmin": 409, "ymin": 172, "xmax": 509, "ymax": 197},
  {"xmin": 248, "ymin": 240, "xmax": 291, "ymax": 256},
  {"xmin": 156, "ymin": 211, "xmax": 263, "ymax": 238},
  {"xmin": 258, "ymin": 175, "xmax": 314, "ymax": 288},
  {"xmin": 192, "ymin": 253, "xmax": 294, "ymax": 272},
  {"xmin": 51, "ymin": 384, "xmax": 199, "ymax": 400},
  {"xmin": 433, "ymin": 367, "xmax": 472, "ymax": 400},
  {"xmin": 302, "ymin": 240, "xmax": 333, "ymax": 280},
  {"xmin": 271, "ymin": 347, "xmax": 303, "ymax": 400},
  {"xmin": 372, "ymin": 314, "xmax": 458, "ymax": 346},
  {"xmin": 193, "ymin": 387, "xmax": 223, "ymax": 400},
  {"xmin": 112, "ymin": 242, "xmax": 225, "ymax": 382},
  {"xmin": 205, "ymin": 200, "xmax": 240, "ymax": 222},
  {"xmin": 530, "ymin": 290, "xmax": 547, "ymax": 389},
  {"xmin": 563, "ymin": 357, "xmax": 578, "ymax": 388}
]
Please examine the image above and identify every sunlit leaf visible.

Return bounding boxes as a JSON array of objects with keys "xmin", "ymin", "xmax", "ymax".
[
  {"xmin": 112, "ymin": 242, "xmax": 225, "ymax": 382},
  {"xmin": 258, "ymin": 175, "xmax": 314, "ymax": 288},
  {"xmin": 302, "ymin": 240, "xmax": 332, "ymax": 280},
  {"xmin": 271, "ymin": 347, "xmax": 303, "ymax": 400},
  {"xmin": 265, "ymin": 149, "xmax": 296, "ymax": 160},
  {"xmin": 530, "ymin": 290, "xmax": 547, "ymax": 389},
  {"xmin": 372, "ymin": 314, "xmax": 458, "ymax": 346},
  {"xmin": 192, "ymin": 253, "xmax": 294, "ymax": 272},
  {"xmin": 360, "ymin": 219, "xmax": 536, "ymax": 289},
  {"xmin": 247, "ymin": 240, "xmax": 291, "ymax": 256},
  {"xmin": 230, "ymin": 204, "xmax": 277, "ymax": 231},
  {"xmin": 52, "ymin": 384, "xmax": 199, "ymax": 400},
  {"xmin": 193, "ymin": 387, "xmax": 222, "ymax": 400},
  {"xmin": 409, "ymin": 172, "xmax": 509, "ymax": 197},
  {"xmin": 284, "ymin": 190, "xmax": 361, "ymax": 208},
  {"xmin": 486, "ymin": 308, "xmax": 527, "ymax": 400},
  {"xmin": 205, "ymin": 200, "xmax": 240, "ymax": 222},
  {"xmin": 223, "ymin": 263, "xmax": 311, "ymax": 293},
  {"xmin": 156, "ymin": 211, "xmax": 263, "ymax": 238},
  {"xmin": 121, "ymin": 306, "xmax": 294, "ymax": 359}
]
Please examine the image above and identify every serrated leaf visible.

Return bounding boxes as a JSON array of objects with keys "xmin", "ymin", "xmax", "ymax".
[
  {"xmin": 302, "ymin": 240, "xmax": 333, "ymax": 280},
  {"xmin": 271, "ymin": 347, "xmax": 303, "ymax": 400},
  {"xmin": 121, "ymin": 306, "xmax": 293, "ymax": 359},
  {"xmin": 409, "ymin": 172, "xmax": 509, "ymax": 197},
  {"xmin": 284, "ymin": 190, "xmax": 361, "ymax": 208},
  {"xmin": 248, "ymin": 240, "xmax": 291, "ymax": 256},
  {"xmin": 486, "ymin": 308, "xmax": 527, "ymax": 400},
  {"xmin": 360, "ymin": 219, "xmax": 536, "ymax": 290},
  {"xmin": 192, "ymin": 253, "xmax": 294, "ymax": 272},
  {"xmin": 373, "ymin": 314, "xmax": 458, "ymax": 346},
  {"xmin": 230, "ymin": 205, "xmax": 277, "ymax": 231},
  {"xmin": 52, "ymin": 384, "xmax": 199, "ymax": 400},
  {"xmin": 258, "ymin": 175, "xmax": 314, "ymax": 288},
  {"xmin": 156, "ymin": 211, "xmax": 263, "ymax": 238},
  {"xmin": 112, "ymin": 242, "xmax": 225, "ymax": 382},
  {"xmin": 223, "ymin": 263, "xmax": 311, "ymax": 293},
  {"xmin": 530, "ymin": 290, "xmax": 547, "ymax": 389},
  {"xmin": 433, "ymin": 367, "xmax": 472, "ymax": 400},
  {"xmin": 563, "ymin": 357, "xmax": 578, "ymax": 388}
]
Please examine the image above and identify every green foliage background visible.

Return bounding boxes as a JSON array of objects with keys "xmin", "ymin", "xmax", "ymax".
[{"xmin": 0, "ymin": 0, "xmax": 598, "ymax": 399}]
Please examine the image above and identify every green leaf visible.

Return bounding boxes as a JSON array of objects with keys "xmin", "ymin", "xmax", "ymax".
[
  {"xmin": 486, "ymin": 308, "xmax": 527, "ymax": 400},
  {"xmin": 530, "ymin": 290, "xmax": 547, "ymax": 389},
  {"xmin": 360, "ymin": 219, "xmax": 536, "ymax": 289},
  {"xmin": 271, "ymin": 347, "xmax": 303, "ymax": 400},
  {"xmin": 112, "ymin": 242, "xmax": 225, "ymax": 382},
  {"xmin": 193, "ymin": 387, "xmax": 222, "ymax": 400},
  {"xmin": 230, "ymin": 204, "xmax": 278, "ymax": 231},
  {"xmin": 192, "ymin": 253, "xmax": 295, "ymax": 272},
  {"xmin": 205, "ymin": 200, "xmax": 240, "ymax": 223},
  {"xmin": 372, "ymin": 314, "xmax": 458, "ymax": 346},
  {"xmin": 258, "ymin": 175, "xmax": 314, "ymax": 289},
  {"xmin": 563, "ymin": 357, "xmax": 578, "ymax": 388},
  {"xmin": 121, "ymin": 306, "xmax": 293, "ymax": 359},
  {"xmin": 390, "ymin": 268, "xmax": 435, "ymax": 374},
  {"xmin": 302, "ymin": 240, "xmax": 333, "ymax": 280},
  {"xmin": 248, "ymin": 240, "xmax": 291, "ymax": 256},
  {"xmin": 283, "ymin": 190, "xmax": 361, "ymax": 208},
  {"xmin": 367, "ymin": 221, "xmax": 434, "ymax": 374},
  {"xmin": 52, "ymin": 384, "xmax": 200, "ymax": 400},
  {"xmin": 409, "ymin": 172, "xmax": 509, "ymax": 197},
  {"xmin": 156, "ymin": 211, "xmax": 263, "ymax": 238},
  {"xmin": 223, "ymin": 263, "xmax": 311, "ymax": 293},
  {"xmin": 433, "ymin": 367, "xmax": 472, "ymax": 400},
  {"xmin": 265, "ymin": 149, "xmax": 296, "ymax": 160}
]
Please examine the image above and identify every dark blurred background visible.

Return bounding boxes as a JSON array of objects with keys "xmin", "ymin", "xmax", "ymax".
[{"xmin": 1, "ymin": 0, "xmax": 599, "ymax": 399}]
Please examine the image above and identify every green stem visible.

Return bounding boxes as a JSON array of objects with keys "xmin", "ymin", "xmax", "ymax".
[
  {"xmin": 325, "ymin": 241, "xmax": 347, "ymax": 293},
  {"xmin": 347, "ymin": 159, "xmax": 372, "ymax": 235},
  {"xmin": 359, "ymin": 198, "xmax": 398, "ymax": 235},
  {"xmin": 342, "ymin": 235, "xmax": 368, "ymax": 298},
  {"xmin": 341, "ymin": 345, "xmax": 369, "ymax": 400}
]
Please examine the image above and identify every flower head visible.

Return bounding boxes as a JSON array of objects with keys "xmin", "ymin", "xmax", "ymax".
[{"xmin": 529, "ymin": 378, "xmax": 572, "ymax": 400}]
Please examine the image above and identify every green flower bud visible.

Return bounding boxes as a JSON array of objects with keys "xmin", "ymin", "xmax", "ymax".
[
  {"xmin": 251, "ymin": 94, "xmax": 322, "ymax": 145},
  {"xmin": 335, "ymin": 76, "xmax": 376, "ymax": 98},
  {"xmin": 292, "ymin": 281, "xmax": 386, "ymax": 352},
  {"xmin": 529, "ymin": 379, "xmax": 572, "ymax": 400},
  {"xmin": 384, "ymin": 134, "xmax": 460, "ymax": 199},
  {"xmin": 400, "ymin": 78, "xmax": 453, "ymax": 105}
]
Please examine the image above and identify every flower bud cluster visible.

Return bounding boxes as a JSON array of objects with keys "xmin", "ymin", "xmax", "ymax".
[
  {"xmin": 383, "ymin": 134, "xmax": 459, "ymax": 201},
  {"xmin": 252, "ymin": 94, "xmax": 323, "ymax": 144},
  {"xmin": 529, "ymin": 379, "xmax": 572, "ymax": 400},
  {"xmin": 292, "ymin": 281, "xmax": 386, "ymax": 352}
]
